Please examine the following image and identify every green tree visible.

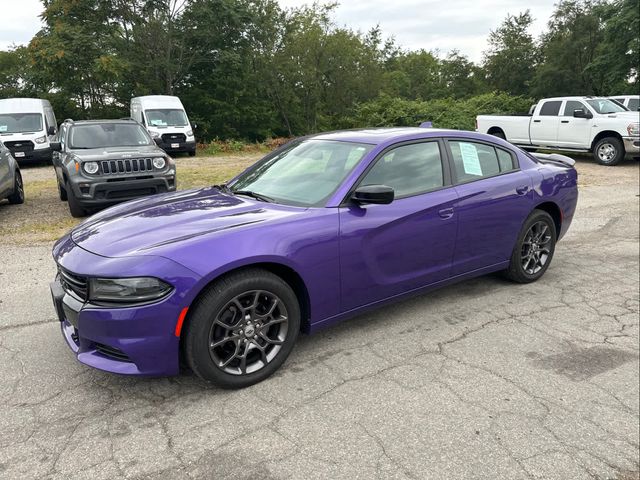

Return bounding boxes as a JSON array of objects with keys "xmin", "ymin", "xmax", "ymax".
[{"xmin": 483, "ymin": 11, "xmax": 538, "ymax": 95}]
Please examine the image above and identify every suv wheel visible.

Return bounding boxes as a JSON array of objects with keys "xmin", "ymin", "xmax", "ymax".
[
  {"xmin": 7, "ymin": 171, "xmax": 25, "ymax": 205},
  {"xmin": 66, "ymin": 181, "xmax": 87, "ymax": 218},
  {"xmin": 57, "ymin": 181, "xmax": 68, "ymax": 201}
]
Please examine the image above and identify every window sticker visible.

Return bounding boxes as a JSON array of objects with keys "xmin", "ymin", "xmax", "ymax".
[
  {"xmin": 0, "ymin": 125, "xmax": 7, "ymax": 132},
  {"xmin": 150, "ymin": 119, "xmax": 167, "ymax": 126},
  {"xmin": 459, "ymin": 142, "xmax": 483, "ymax": 176}
]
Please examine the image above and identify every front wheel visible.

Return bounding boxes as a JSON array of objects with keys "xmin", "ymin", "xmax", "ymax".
[
  {"xmin": 66, "ymin": 182, "xmax": 88, "ymax": 218},
  {"xmin": 593, "ymin": 137, "xmax": 624, "ymax": 166},
  {"xmin": 184, "ymin": 269, "xmax": 300, "ymax": 388},
  {"xmin": 503, "ymin": 210, "xmax": 556, "ymax": 283},
  {"xmin": 7, "ymin": 171, "xmax": 25, "ymax": 205},
  {"xmin": 188, "ymin": 150, "xmax": 196, "ymax": 157}
]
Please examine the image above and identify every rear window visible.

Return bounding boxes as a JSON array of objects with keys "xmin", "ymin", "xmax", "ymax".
[{"xmin": 539, "ymin": 101, "xmax": 562, "ymax": 116}]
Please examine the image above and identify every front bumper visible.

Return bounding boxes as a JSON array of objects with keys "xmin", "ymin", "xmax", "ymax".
[
  {"xmin": 622, "ymin": 137, "xmax": 640, "ymax": 155},
  {"xmin": 50, "ymin": 237, "xmax": 200, "ymax": 376},
  {"xmin": 10, "ymin": 146, "xmax": 52, "ymax": 164},
  {"xmin": 156, "ymin": 139, "xmax": 196, "ymax": 154},
  {"xmin": 68, "ymin": 175, "xmax": 176, "ymax": 207}
]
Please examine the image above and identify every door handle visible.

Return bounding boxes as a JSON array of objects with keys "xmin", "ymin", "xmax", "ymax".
[
  {"xmin": 533, "ymin": 120, "xmax": 541, "ymax": 123},
  {"xmin": 438, "ymin": 208, "xmax": 454, "ymax": 219},
  {"xmin": 561, "ymin": 120, "xmax": 569, "ymax": 123},
  {"xmin": 516, "ymin": 185, "xmax": 529, "ymax": 195}
]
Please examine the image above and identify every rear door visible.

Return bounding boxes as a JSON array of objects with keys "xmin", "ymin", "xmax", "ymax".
[
  {"xmin": 530, "ymin": 100, "xmax": 562, "ymax": 146},
  {"xmin": 339, "ymin": 140, "xmax": 458, "ymax": 311},
  {"xmin": 557, "ymin": 100, "xmax": 592, "ymax": 148},
  {"xmin": 445, "ymin": 139, "xmax": 533, "ymax": 275}
]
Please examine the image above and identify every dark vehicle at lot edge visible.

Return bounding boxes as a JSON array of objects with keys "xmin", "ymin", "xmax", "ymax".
[
  {"xmin": 0, "ymin": 140, "xmax": 25, "ymax": 205},
  {"xmin": 51, "ymin": 128, "xmax": 579, "ymax": 388},
  {"xmin": 52, "ymin": 119, "xmax": 176, "ymax": 217}
]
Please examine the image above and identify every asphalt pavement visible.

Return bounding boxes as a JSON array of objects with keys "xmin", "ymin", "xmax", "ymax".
[{"xmin": 0, "ymin": 160, "xmax": 638, "ymax": 479}]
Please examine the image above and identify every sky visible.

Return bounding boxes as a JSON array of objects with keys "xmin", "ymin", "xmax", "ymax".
[{"xmin": 1, "ymin": 0, "xmax": 556, "ymax": 63}]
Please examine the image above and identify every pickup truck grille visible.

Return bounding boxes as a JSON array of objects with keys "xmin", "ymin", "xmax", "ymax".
[
  {"xmin": 4, "ymin": 140, "xmax": 35, "ymax": 153},
  {"xmin": 161, "ymin": 133, "xmax": 186, "ymax": 143},
  {"xmin": 100, "ymin": 158, "xmax": 155, "ymax": 175},
  {"xmin": 58, "ymin": 267, "xmax": 88, "ymax": 302}
]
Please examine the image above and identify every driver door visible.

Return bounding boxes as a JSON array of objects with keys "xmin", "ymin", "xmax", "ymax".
[{"xmin": 339, "ymin": 140, "xmax": 458, "ymax": 311}]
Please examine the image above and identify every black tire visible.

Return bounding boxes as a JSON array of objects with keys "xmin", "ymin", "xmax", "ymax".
[
  {"xmin": 503, "ymin": 210, "xmax": 556, "ymax": 284},
  {"xmin": 66, "ymin": 182, "xmax": 87, "ymax": 218},
  {"xmin": 7, "ymin": 171, "xmax": 25, "ymax": 205},
  {"xmin": 593, "ymin": 136, "xmax": 624, "ymax": 166},
  {"xmin": 57, "ymin": 181, "xmax": 68, "ymax": 201},
  {"xmin": 489, "ymin": 129, "xmax": 506, "ymax": 140},
  {"xmin": 184, "ymin": 269, "xmax": 300, "ymax": 388},
  {"xmin": 188, "ymin": 150, "xmax": 196, "ymax": 157}
]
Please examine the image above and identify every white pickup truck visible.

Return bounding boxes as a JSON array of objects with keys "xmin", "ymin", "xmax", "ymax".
[{"xmin": 476, "ymin": 96, "xmax": 640, "ymax": 166}]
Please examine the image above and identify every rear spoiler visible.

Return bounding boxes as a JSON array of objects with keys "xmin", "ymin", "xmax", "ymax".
[{"xmin": 532, "ymin": 153, "xmax": 576, "ymax": 168}]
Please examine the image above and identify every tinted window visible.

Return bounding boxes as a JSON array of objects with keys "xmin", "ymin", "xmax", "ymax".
[
  {"xmin": 539, "ymin": 101, "xmax": 562, "ymax": 116},
  {"xmin": 449, "ymin": 141, "xmax": 515, "ymax": 183},
  {"xmin": 628, "ymin": 98, "xmax": 639, "ymax": 111},
  {"xmin": 360, "ymin": 142, "xmax": 443, "ymax": 198},
  {"xmin": 563, "ymin": 101, "xmax": 587, "ymax": 116}
]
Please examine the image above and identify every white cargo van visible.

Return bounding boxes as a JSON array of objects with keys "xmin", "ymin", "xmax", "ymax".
[
  {"xmin": 130, "ymin": 95, "xmax": 196, "ymax": 156},
  {"xmin": 0, "ymin": 98, "xmax": 58, "ymax": 163}
]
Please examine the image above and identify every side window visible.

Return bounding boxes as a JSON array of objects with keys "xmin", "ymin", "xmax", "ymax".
[
  {"xmin": 563, "ymin": 100, "xmax": 587, "ymax": 116},
  {"xmin": 628, "ymin": 98, "xmax": 639, "ymax": 111},
  {"xmin": 360, "ymin": 142, "xmax": 444, "ymax": 198},
  {"xmin": 449, "ymin": 141, "xmax": 515, "ymax": 183},
  {"xmin": 539, "ymin": 101, "xmax": 562, "ymax": 116}
]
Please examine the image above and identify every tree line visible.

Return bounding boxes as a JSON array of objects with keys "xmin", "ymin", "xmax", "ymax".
[{"xmin": 0, "ymin": 0, "xmax": 637, "ymax": 141}]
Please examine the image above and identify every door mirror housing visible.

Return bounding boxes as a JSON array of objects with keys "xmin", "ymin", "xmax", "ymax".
[
  {"xmin": 47, "ymin": 126, "xmax": 56, "ymax": 136},
  {"xmin": 50, "ymin": 142, "xmax": 62, "ymax": 152},
  {"xmin": 573, "ymin": 109, "xmax": 593, "ymax": 119},
  {"xmin": 153, "ymin": 137, "xmax": 162, "ymax": 146},
  {"xmin": 351, "ymin": 185, "xmax": 394, "ymax": 205}
]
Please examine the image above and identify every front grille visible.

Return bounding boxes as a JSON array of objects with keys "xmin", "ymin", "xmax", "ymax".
[
  {"xmin": 101, "ymin": 158, "xmax": 155, "ymax": 175},
  {"xmin": 4, "ymin": 140, "xmax": 34, "ymax": 152},
  {"xmin": 94, "ymin": 343, "xmax": 132, "ymax": 362},
  {"xmin": 161, "ymin": 133, "xmax": 186, "ymax": 143},
  {"xmin": 58, "ymin": 267, "xmax": 88, "ymax": 301}
]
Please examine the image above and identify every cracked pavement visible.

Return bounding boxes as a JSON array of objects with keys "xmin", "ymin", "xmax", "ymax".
[{"xmin": 0, "ymin": 160, "xmax": 638, "ymax": 479}]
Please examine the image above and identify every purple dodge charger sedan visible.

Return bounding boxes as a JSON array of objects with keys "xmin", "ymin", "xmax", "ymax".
[{"xmin": 51, "ymin": 128, "xmax": 578, "ymax": 388}]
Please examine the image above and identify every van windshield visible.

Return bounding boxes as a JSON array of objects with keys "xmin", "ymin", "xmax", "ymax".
[
  {"xmin": 69, "ymin": 123, "xmax": 153, "ymax": 149},
  {"xmin": 145, "ymin": 109, "xmax": 188, "ymax": 127},
  {"xmin": 0, "ymin": 113, "xmax": 43, "ymax": 134}
]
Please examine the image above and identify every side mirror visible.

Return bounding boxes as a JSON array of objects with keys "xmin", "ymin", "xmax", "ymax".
[
  {"xmin": 153, "ymin": 138, "xmax": 162, "ymax": 145},
  {"xmin": 192, "ymin": 123, "xmax": 198, "ymax": 130},
  {"xmin": 47, "ymin": 126, "xmax": 56, "ymax": 135},
  {"xmin": 50, "ymin": 142, "xmax": 62, "ymax": 152},
  {"xmin": 573, "ymin": 109, "xmax": 592, "ymax": 119},
  {"xmin": 351, "ymin": 185, "xmax": 394, "ymax": 205}
]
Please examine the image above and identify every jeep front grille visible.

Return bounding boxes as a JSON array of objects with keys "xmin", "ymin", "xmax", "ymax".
[{"xmin": 101, "ymin": 158, "xmax": 155, "ymax": 175}]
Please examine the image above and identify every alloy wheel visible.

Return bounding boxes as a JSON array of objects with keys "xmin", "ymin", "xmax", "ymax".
[
  {"xmin": 208, "ymin": 290, "xmax": 289, "ymax": 375},
  {"xmin": 521, "ymin": 221, "xmax": 552, "ymax": 275}
]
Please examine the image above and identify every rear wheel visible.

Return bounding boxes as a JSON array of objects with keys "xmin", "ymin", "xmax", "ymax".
[
  {"xmin": 66, "ymin": 181, "xmax": 87, "ymax": 218},
  {"xmin": 593, "ymin": 137, "xmax": 624, "ymax": 166},
  {"xmin": 7, "ymin": 171, "xmax": 25, "ymax": 205},
  {"xmin": 503, "ymin": 210, "xmax": 556, "ymax": 283},
  {"xmin": 489, "ymin": 129, "xmax": 506, "ymax": 140},
  {"xmin": 184, "ymin": 269, "xmax": 300, "ymax": 388}
]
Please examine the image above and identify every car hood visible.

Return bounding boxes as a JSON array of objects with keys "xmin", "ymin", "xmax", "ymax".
[
  {"xmin": 70, "ymin": 145, "xmax": 165, "ymax": 161},
  {"xmin": 70, "ymin": 187, "xmax": 303, "ymax": 258}
]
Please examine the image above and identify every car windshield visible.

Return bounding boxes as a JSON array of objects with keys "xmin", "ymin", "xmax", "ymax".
[
  {"xmin": 586, "ymin": 99, "xmax": 627, "ymax": 114},
  {"xmin": 0, "ymin": 113, "xmax": 43, "ymax": 134},
  {"xmin": 145, "ymin": 109, "xmax": 188, "ymax": 127},
  {"xmin": 230, "ymin": 139, "xmax": 374, "ymax": 207},
  {"xmin": 69, "ymin": 123, "xmax": 153, "ymax": 149}
]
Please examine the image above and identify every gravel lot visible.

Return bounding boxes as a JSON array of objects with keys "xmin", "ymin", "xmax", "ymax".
[{"xmin": 0, "ymin": 155, "xmax": 638, "ymax": 479}]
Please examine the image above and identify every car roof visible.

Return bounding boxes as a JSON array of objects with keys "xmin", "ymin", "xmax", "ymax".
[{"xmin": 311, "ymin": 127, "xmax": 459, "ymax": 145}]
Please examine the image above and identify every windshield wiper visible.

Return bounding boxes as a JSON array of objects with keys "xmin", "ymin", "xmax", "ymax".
[{"xmin": 233, "ymin": 190, "xmax": 273, "ymax": 202}]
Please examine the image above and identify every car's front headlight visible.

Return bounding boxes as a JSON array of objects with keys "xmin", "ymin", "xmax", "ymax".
[
  {"xmin": 89, "ymin": 277, "xmax": 173, "ymax": 304},
  {"xmin": 627, "ymin": 123, "xmax": 639, "ymax": 136},
  {"xmin": 83, "ymin": 161, "xmax": 99, "ymax": 174},
  {"xmin": 153, "ymin": 157, "xmax": 166, "ymax": 169},
  {"xmin": 34, "ymin": 135, "xmax": 47, "ymax": 144},
  {"xmin": 186, "ymin": 130, "xmax": 193, "ymax": 137}
]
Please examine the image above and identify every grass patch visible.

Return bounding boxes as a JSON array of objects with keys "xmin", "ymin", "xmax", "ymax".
[
  {"xmin": 177, "ymin": 164, "xmax": 247, "ymax": 190},
  {"xmin": 196, "ymin": 137, "xmax": 290, "ymax": 157}
]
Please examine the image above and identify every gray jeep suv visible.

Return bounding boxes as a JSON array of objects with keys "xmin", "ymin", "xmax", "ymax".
[
  {"xmin": 52, "ymin": 119, "xmax": 176, "ymax": 217},
  {"xmin": 0, "ymin": 140, "xmax": 25, "ymax": 205}
]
